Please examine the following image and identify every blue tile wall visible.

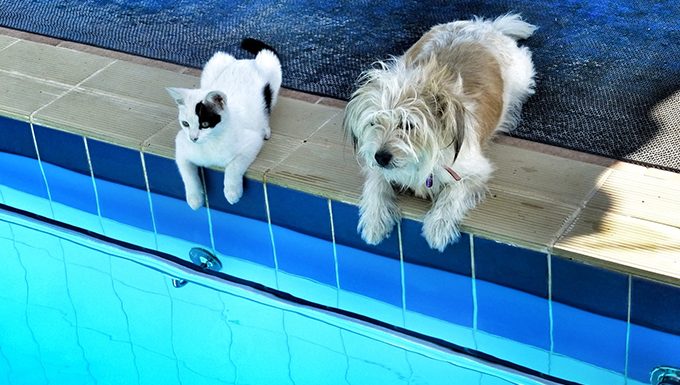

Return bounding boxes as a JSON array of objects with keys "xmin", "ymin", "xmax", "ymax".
[
  {"xmin": 552, "ymin": 302, "xmax": 627, "ymax": 373},
  {"xmin": 331, "ymin": 200, "xmax": 402, "ymax": 306},
  {"xmin": 141, "ymin": 153, "xmax": 183, "ymax": 200},
  {"xmin": 631, "ymin": 277, "xmax": 680, "ymax": 335},
  {"xmin": 267, "ymin": 185, "xmax": 336, "ymax": 287},
  {"xmin": 204, "ymin": 169, "xmax": 268, "ymax": 222},
  {"xmin": 628, "ymin": 323, "xmax": 680, "ymax": 382},
  {"xmin": 87, "ymin": 139, "xmax": 153, "ymax": 232},
  {"xmin": 0, "ymin": 120, "xmax": 50, "ymax": 216},
  {"xmin": 330, "ymin": 200, "xmax": 400, "ymax": 259},
  {"xmin": 32, "ymin": 125, "xmax": 90, "ymax": 176},
  {"xmin": 474, "ymin": 236, "xmax": 548, "ymax": 298},
  {"xmin": 33, "ymin": 126, "xmax": 98, "ymax": 218},
  {"xmin": 405, "ymin": 263, "xmax": 473, "ymax": 327},
  {"xmin": 552, "ymin": 256, "xmax": 629, "ymax": 320},
  {"xmin": 211, "ymin": 209, "xmax": 275, "ymax": 268},
  {"xmin": 0, "ymin": 116, "xmax": 37, "ymax": 158},
  {"xmin": 401, "ymin": 219, "xmax": 471, "ymax": 276},
  {"xmin": 476, "ymin": 279, "xmax": 551, "ymax": 349},
  {"xmin": 143, "ymin": 153, "xmax": 212, "ymax": 255}
]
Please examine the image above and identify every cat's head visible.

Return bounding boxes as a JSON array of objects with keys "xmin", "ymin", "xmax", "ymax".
[{"xmin": 166, "ymin": 88, "xmax": 227, "ymax": 144}]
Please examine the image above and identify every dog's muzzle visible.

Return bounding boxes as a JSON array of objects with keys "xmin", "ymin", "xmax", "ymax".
[{"xmin": 374, "ymin": 150, "xmax": 393, "ymax": 168}]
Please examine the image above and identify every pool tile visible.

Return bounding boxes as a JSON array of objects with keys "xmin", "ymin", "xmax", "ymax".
[
  {"xmin": 0, "ymin": 72, "xmax": 68, "ymax": 120},
  {"xmin": 32, "ymin": 88, "xmax": 174, "ymax": 150},
  {"xmin": 401, "ymin": 218, "xmax": 471, "ymax": 276},
  {"xmin": 552, "ymin": 302, "xmax": 627, "ymax": 373},
  {"xmin": 631, "ymin": 277, "xmax": 680, "ymax": 335},
  {"xmin": 33, "ymin": 126, "xmax": 99, "ymax": 224},
  {"xmin": 405, "ymin": 263, "xmax": 473, "ymax": 328},
  {"xmin": 0, "ymin": 116, "xmax": 37, "ymax": 158},
  {"xmin": 0, "ymin": 40, "xmax": 114, "ymax": 86},
  {"xmin": 80, "ymin": 59, "xmax": 199, "ymax": 108},
  {"xmin": 474, "ymin": 236, "xmax": 548, "ymax": 298},
  {"xmin": 88, "ymin": 139, "xmax": 154, "ymax": 239},
  {"xmin": 628, "ymin": 323, "xmax": 680, "ymax": 382},
  {"xmin": 331, "ymin": 200, "xmax": 402, "ymax": 307},
  {"xmin": 204, "ymin": 168, "xmax": 268, "ymax": 222},
  {"xmin": 33, "ymin": 125, "xmax": 90, "ymax": 175},
  {"xmin": 476, "ymin": 279, "xmax": 550, "ymax": 349},
  {"xmin": 552, "ymin": 256, "xmax": 628, "ymax": 320},
  {"xmin": 0, "ymin": 121, "xmax": 50, "ymax": 216},
  {"xmin": 143, "ymin": 153, "xmax": 211, "ymax": 256},
  {"xmin": 210, "ymin": 208, "xmax": 275, "ymax": 269},
  {"xmin": 331, "ymin": 200, "xmax": 400, "ymax": 260},
  {"xmin": 267, "ymin": 184, "xmax": 336, "ymax": 287}
]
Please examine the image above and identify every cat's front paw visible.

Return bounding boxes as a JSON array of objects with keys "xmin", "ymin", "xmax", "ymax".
[
  {"xmin": 422, "ymin": 214, "xmax": 461, "ymax": 252},
  {"xmin": 224, "ymin": 184, "xmax": 243, "ymax": 205},
  {"xmin": 186, "ymin": 192, "xmax": 204, "ymax": 210}
]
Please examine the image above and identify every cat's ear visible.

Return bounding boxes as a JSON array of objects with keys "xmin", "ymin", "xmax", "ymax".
[
  {"xmin": 166, "ymin": 87, "xmax": 189, "ymax": 106},
  {"xmin": 204, "ymin": 91, "xmax": 227, "ymax": 112}
]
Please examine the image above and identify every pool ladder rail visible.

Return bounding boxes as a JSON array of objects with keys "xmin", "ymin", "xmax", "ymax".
[
  {"xmin": 171, "ymin": 248, "xmax": 223, "ymax": 288},
  {"xmin": 652, "ymin": 367, "xmax": 680, "ymax": 385}
]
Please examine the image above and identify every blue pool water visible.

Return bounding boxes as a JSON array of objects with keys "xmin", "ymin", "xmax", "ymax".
[
  {"xmin": 0, "ymin": 207, "xmax": 545, "ymax": 385},
  {"xmin": 1, "ymin": 128, "xmax": 680, "ymax": 385}
]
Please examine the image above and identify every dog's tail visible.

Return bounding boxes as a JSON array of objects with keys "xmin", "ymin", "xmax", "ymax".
[{"xmin": 491, "ymin": 13, "xmax": 537, "ymax": 40}]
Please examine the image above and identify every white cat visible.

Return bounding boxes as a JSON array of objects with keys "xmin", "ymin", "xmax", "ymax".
[{"xmin": 166, "ymin": 38, "xmax": 282, "ymax": 209}]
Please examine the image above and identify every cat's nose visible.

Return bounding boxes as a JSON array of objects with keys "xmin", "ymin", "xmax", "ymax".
[
  {"xmin": 374, "ymin": 150, "xmax": 393, "ymax": 168},
  {"xmin": 191, "ymin": 137, "xmax": 198, "ymax": 143}
]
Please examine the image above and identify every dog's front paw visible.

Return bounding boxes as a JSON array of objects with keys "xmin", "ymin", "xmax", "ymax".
[
  {"xmin": 358, "ymin": 213, "xmax": 396, "ymax": 245},
  {"xmin": 224, "ymin": 184, "xmax": 243, "ymax": 205},
  {"xmin": 186, "ymin": 191, "xmax": 204, "ymax": 210},
  {"xmin": 422, "ymin": 215, "xmax": 461, "ymax": 252}
]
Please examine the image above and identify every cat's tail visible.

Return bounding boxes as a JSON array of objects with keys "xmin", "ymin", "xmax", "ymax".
[
  {"xmin": 241, "ymin": 38, "xmax": 279, "ymax": 57},
  {"xmin": 241, "ymin": 38, "xmax": 282, "ymax": 110}
]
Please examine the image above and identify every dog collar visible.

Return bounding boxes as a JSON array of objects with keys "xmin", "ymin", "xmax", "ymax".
[{"xmin": 426, "ymin": 166, "xmax": 462, "ymax": 188}]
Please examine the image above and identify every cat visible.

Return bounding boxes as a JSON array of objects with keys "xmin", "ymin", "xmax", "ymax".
[{"xmin": 166, "ymin": 38, "xmax": 282, "ymax": 209}]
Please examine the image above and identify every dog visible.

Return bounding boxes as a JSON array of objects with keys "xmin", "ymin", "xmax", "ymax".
[{"xmin": 343, "ymin": 14, "xmax": 537, "ymax": 251}]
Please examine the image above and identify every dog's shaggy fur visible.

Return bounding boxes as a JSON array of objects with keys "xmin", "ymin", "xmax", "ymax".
[{"xmin": 344, "ymin": 14, "xmax": 537, "ymax": 251}]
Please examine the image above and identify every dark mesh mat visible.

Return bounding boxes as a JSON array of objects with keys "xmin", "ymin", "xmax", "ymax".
[{"xmin": 1, "ymin": 1, "xmax": 678, "ymax": 171}]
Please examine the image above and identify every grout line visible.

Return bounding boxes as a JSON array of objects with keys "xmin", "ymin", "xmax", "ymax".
[
  {"xmin": 28, "ymin": 122, "xmax": 55, "ymax": 219},
  {"xmin": 624, "ymin": 274, "xmax": 632, "ymax": 384},
  {"xmin": 303, "ymin": 109, "xmax": 342, "ymax": 142},
  {"xmin": 139, "ymin": 151, "xmax": 159, "ymax": 251},
  {"xmin": 328, "ymin": 198, "xmax": 342, "ymax": 308},
  {"xmin": 83, "ymin": 137, "xmax": 105, "ymax": 234},
  {"xmin": 470, "ymin": 233, "xmax": 479, "ymax": 350},
  {"xmin": 548, "ymin": 168, "xmax": 615, "ymax": 251},
  {"xmin": 0, "ymin": 38, "xmax": 20, "ymax": 53},
  {"xmin": 200, "ymin": 167, "xmax": 217, "ymax": 254},
  {"xmin": 261, "ymin": 109, "xmax": 341, "ymax": 181},
  {"xmin": 547, "ymin": 253, "xmax": 554, "ymax": 374},
  {"xmin": 262, "ymin": 176, "xmax": 280, "ymax": 289},
  {"xmin": 28, "ymin": 59, "xmax": 118, "ymax": 121},
  {"xmin": 397, "ymin": 221, "xmax": 407, "ymax": 328}
]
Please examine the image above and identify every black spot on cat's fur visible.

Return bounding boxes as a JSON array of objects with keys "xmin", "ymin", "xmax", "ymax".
[
  {"xmin": 195, "ymin": 102, "xmax": 221, "ymax": 129},
  {"xmin": 263, "ymin": 83, "xmax": 272, "ymax": 114},
  {"xmin": 241, "ymin": 38, "xmax": 279, "ymax": 57}
]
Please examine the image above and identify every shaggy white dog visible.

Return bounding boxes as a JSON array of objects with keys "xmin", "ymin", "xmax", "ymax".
[{"xmin": 344, "ymin": 14, "xmax": 536, "ymax": 251}]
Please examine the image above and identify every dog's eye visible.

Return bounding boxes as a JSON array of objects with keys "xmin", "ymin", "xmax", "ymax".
[{"xmin": 181, "ymin": 121, "xmax": 189, "ymax": 127}]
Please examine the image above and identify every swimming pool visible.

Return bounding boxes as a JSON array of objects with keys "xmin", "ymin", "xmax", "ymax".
[{"xmin": 1, "ymin": 118, "xmax": 680, "ymax": 384}]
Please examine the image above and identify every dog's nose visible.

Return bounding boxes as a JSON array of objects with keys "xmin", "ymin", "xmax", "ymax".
[{"xmin": 374, "ymin": 150, "xmax": 393, "ymax": 167}]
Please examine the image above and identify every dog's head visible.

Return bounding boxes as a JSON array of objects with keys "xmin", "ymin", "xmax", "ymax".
[{"xmin": 343, "ymin": 59, "xmax": 469, "ymax": 184}]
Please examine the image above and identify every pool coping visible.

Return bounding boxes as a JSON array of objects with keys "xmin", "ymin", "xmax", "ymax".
[{"xmin": 1, "ymin": 27, "xmax": 679, "ymax": 287}]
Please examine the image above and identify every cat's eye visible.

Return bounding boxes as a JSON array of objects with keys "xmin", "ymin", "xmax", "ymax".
[
  {"xmin": 181, "ymin": 121, "xmax": 189, "ymax": 127},
  {"xmin": 201, "ymin": 122, "xmax": 209, "ymax": 128}
]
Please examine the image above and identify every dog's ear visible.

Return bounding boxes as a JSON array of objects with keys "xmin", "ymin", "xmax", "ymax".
[{"xmin": 429, "ymin": 90, "xmax": 466, "ymax": 161}]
